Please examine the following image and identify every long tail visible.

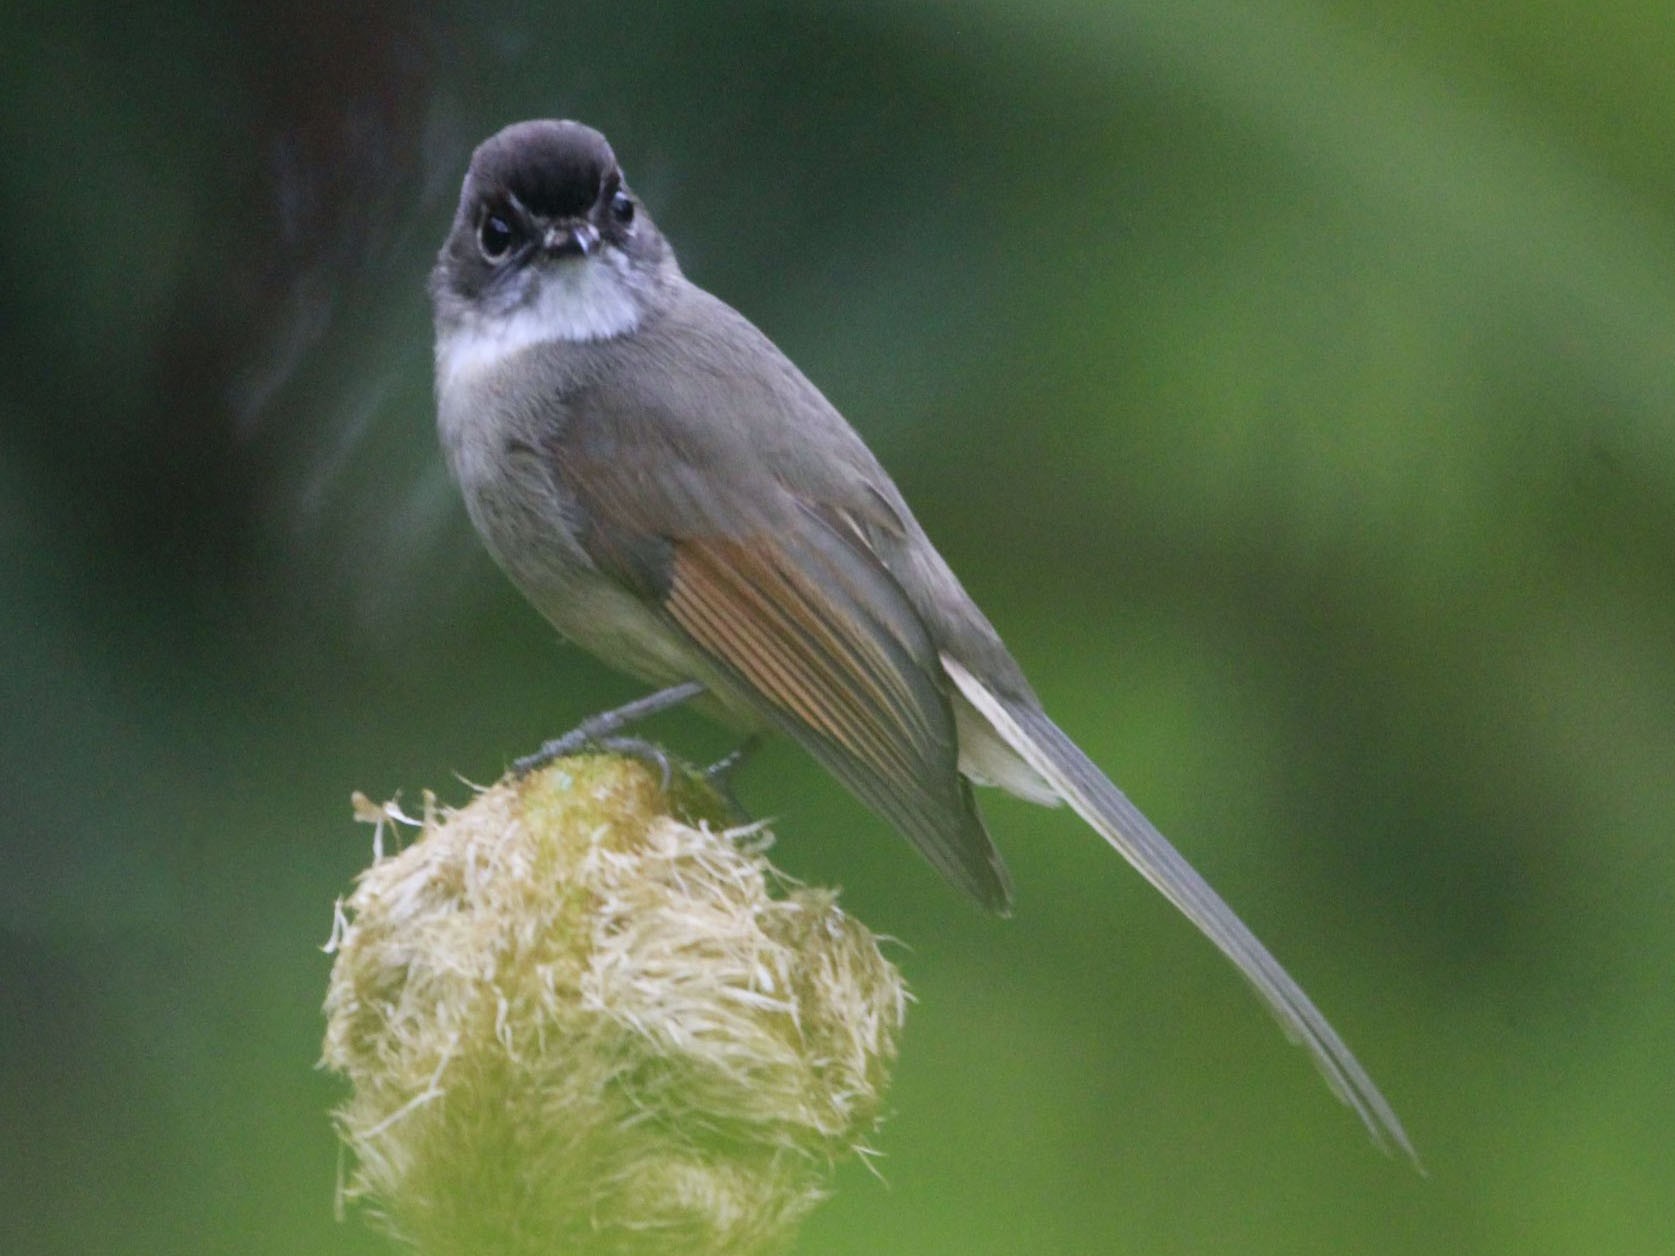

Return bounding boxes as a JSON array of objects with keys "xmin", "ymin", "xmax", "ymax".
[{"xmin": 943, "ymin": 656, "xmax": 1418, "ymax": 1165}]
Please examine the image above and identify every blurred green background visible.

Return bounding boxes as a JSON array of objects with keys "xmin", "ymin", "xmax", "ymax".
[{"xmin": 4, "ymin": 1, "xmax": 1674, "ymax": 1252}]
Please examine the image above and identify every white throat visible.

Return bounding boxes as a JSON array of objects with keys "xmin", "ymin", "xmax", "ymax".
[{"xmin": 437, "ymin": 255, "xmax": 642, "ymax": 388}]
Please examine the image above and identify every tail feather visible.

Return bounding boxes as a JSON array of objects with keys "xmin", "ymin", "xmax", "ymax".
[{"xmin": 943, "ymin": 656, "xmax": 1418, "ymax": 1165}]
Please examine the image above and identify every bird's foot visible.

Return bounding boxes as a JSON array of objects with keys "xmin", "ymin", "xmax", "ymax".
[
  {"xmin": 590, "ymin": 736, "xmax": 677, "ymax": 792},
  {"xmin": 703, "ymin": 735, "xmax": 763, "ymax": 825}
]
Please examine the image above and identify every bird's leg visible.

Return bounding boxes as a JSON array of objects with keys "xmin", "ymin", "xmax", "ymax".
[{"xmin": 513, "ymin": 680, "xmax": 706, "ymax": 777}]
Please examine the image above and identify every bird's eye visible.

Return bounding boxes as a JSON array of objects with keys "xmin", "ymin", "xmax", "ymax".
[
  {"xmin": 610, "ymin": 192, "xmax": 635, "ymax": 225},
  {"xmin": 479, "ymin": 213, "xmax": 516, "ymax": 260}
]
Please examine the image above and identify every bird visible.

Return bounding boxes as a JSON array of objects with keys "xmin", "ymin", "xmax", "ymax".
[{"xmin": 430, "ymin": 118, "xmax": 1414, "ymax": 1161}]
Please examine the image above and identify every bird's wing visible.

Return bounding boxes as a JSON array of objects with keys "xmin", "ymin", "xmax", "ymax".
[{"xmin": 543, "ymin": 403, "xmax": 1014, "ymax": 911}]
